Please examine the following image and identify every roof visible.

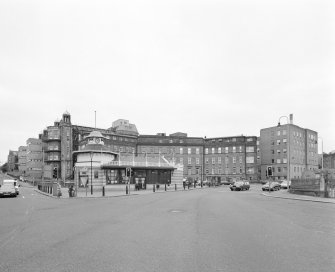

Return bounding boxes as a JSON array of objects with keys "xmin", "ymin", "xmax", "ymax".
[{"xmin": 85, "ymin": 130, "xmax": 108, "ymax": 139}]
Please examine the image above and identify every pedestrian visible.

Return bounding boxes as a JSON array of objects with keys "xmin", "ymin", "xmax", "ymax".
[{"xmin": 57, "ymin": 183, "xmax": 62, "ymax": 198}]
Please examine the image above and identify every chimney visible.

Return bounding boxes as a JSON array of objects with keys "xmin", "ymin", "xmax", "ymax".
[{"xmin": 289, "ymin": 114, "xmax": 293, "ymax": 124}]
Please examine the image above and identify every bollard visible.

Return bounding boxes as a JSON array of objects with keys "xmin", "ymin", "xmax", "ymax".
[
  {"xmin": 126, "ymin": 185, "xmax": 128, "ymax": 195},
  {"xmin": 102, "ymin": 186, "xmax": 105, "ymax": 197},
  {"xmin": 201, "ymin": 182, "xmax": 203, "ymax": 188},
  {"xmin": 175, "ymin": 184, "xmax": 177, "ymax": 191},
  {"xmin": 165, "ymin": 184, "xmax": 167, "ymax": 191},
  {"xmin": 153, "ymin": 184, "xmax": 155, "ymax": 192}
]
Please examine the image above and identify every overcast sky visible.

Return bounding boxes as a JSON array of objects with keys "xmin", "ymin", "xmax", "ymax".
[{"xmin": 0, "ymin": 0, "xmax": 334, "ymax": 164}]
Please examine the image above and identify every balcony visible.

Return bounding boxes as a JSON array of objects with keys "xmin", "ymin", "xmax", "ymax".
[{"xmin": 45, "ymin": 137, "xmax": 61, "ymax": 142}]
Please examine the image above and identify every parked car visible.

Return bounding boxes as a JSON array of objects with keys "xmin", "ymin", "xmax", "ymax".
[
  {"xmin": 262, "ymin": 181, "xmax": 281, "ymax": 191},
  {"xmin": 280, "ymin": 180, "xmax": 291, "ymax": 189},
  {"xmin": 230, "ymin": 181, "xmax": 250, "ymax": 191},
  {"xmin": 0, "ymin": 183, "xmax": 17, "ymax": 197}
]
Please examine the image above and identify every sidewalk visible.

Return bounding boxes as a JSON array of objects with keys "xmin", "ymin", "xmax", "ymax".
[
  {"xmin": 262, "ymin": 189, "xmax": 335, "ymax": 204},
  {"xmin": 36, "ymin": 183, "xmax": 200, "ymax": 199}
]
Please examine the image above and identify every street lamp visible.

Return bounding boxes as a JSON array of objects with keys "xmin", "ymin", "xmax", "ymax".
[
  {"xmin": 278, "ymin": 116, "xmax": 290, "ymax": 184},
  {"xmin": 89, "ymin": 152, "xmax": 93, "ymax": 195}
]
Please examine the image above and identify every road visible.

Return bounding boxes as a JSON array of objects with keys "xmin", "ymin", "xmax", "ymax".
[{"xmin": 0, "ymin": 184, "xmax": 334, "ymax": 272}]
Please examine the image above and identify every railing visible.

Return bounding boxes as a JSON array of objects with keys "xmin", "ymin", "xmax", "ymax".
[{"xmin": 103, "ymin": 160, "xmax": 175, "ymax": 168}]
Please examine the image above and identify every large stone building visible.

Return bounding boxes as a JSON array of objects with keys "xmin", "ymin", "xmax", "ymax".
[
  {"xmin": 204, "ymin": 136, "xmax": 258, "ymax": 183},
  {"xmin": 7, "ymin": 150, "xmax": 18, "ymax": 172},
  {"xmin": 137, "ymin": 133, "xmax": 204, "ymax": 181},
  {"xmin": 26, "ymin": 138, "xmax": 43, "ymax": 179},
  {"xmin": 260, "ymin": 114, "xmax": 318, "ymax": 180},
  {"xmin": 323, "ymin": 151, "xmax": 335, "ymax": 169},
  {"xmin": 18, "ymin": 146, "xmax": 27, "ymax": 176}
]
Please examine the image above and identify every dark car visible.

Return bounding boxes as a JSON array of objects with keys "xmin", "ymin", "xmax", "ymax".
[
  {"xmin": 262, "ymin": 181, "xmax": 281, "ymax": 191},
  {"xmin": 230, "ymin": 181, "xmax": 250, "ymax": 191}
]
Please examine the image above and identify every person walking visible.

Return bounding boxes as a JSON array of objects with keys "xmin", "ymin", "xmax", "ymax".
[{"xmin": 57, "ymin": 183, "xmax": 62, "ymax": 198}]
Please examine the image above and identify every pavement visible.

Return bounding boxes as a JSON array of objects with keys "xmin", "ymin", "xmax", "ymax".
[
  {"xmin": 21, "ymin": 180, "xmax": 335, "ymax": 204},
  {"xmin": 262, "ymin": 189, "xmax": 335, "ymax": 204}
]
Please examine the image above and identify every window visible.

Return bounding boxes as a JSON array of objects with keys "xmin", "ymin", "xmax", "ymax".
[
  {"xmin": 246, "ymin": 146, "xmax": 254, "ymax": 152},
  {"xmin": 225, "ymin": 147, "xmax": 229, "ymax": 153},
  {"xmin": 180, "ymin": 148, "xmax": 183, "ymax": 154},
  {"xmin": 180, "ymin": 158, "xmax": 183, "ymax": 164},
  {"xmin": 188, "ymin": 169, "xmax": 192, "ymax": 176},
  {"xmin": 232, "ymin": 146, "xmax": 236, "ymax": 153},
  {"xmin": 246, "ymin": 167, "xmax": 255, "ymax": 174},
  {"xmin": 212, "ymin": 158, "xmax": 215, "ymax": 164},
  {"xmin": 212, "ymin": 169, "xmax": 215, "ymax": 175},
  {"xmin": 205, "ymin": 148, "xmax": 208, "ymax": 154},
  {"xmin": 277, "ymin": 150, "xmax": 281, "ymax": 154},
  {"xmin": 277, "ymin": 131, "xmax": 281, "ymax": 136},
  {"xmin": 205, "ymin": 169, "xmax": 209, "ymax": 174},
  {"xmin": 277, "ymin": 140, "xmax": 281, "ymax": 145},
  {"xmin": 283, "ymin": 138, "xmax": 287, "ymax": 143},
  {"xmin": 196, "ymin": 158, "xmax": 200, "ymax": 165},
  {"xmin": 246, "ymin": 156, "xmax": 254, "ymax": 163},
  {"xmin": 239, "ymin": 156, "xmax": 242, "ymax": 163},
  {"xmin": 94, "ymin": 171, "xmax": 99, "ymax": 179},
  {"xmin": 277, "ymin": 159, "xmax": 281, "ymax": 163},
  {"xmin": 218, "ymin": 147, "xmax": 221, "ymax": 154},
  {"xmin": 188, "ymin": 158, "xmax": 192, "ymax": 165},
  {"xmin": 205, "ymin": 158, "xmax": 209, "ymax": 164},
  {"xmin": 218, "ymin": 157, "xmax": 221, "ymax": 164},
  {"xmin": 283, "ymin": 149, "xmax": 287, "ymax": 154},
  {"xmin": 225, "ymin": 157, "xmax": 229, "ymax": 163},
  {"xmin": 196, "ymin": 148, "xmax": 200, "ymax": 155},
  {"xmin": 233, "ymin": 157, "xmax": 236, "ymax": 163},
  {"xmin": 188, "ymin": 148, "xmax": 191, "ymax": 154},
  {"xmin": 212, "ymin": 148, "xmax": 215, "ymax": 154},
  {"xmin": 239, "ymin": 146, "xmax": 243, "ymax": 152}
]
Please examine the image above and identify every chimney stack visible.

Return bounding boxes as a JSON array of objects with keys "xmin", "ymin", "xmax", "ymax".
[{"xmin": 289, "ymin": 114, "xmax": 293, "ymax": 124}]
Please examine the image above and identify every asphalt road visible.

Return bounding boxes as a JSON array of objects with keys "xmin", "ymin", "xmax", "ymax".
[{"xmin": 0, "ymin": 184, "xmax": 334, "ymax": 272}]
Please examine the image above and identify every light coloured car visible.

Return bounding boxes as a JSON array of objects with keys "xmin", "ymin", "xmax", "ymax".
[
  {"xmin": 280, "ymin": 180, "xmax": 291, "ymax": 189},
  {"xmin": 0, "ymin": 183, "xmax": 17, "ymax": 197}
]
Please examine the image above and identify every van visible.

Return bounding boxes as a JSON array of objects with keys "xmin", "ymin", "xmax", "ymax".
[{"xmin": 3, "ymin": 179, "xmax": 20, "ymax": 195}]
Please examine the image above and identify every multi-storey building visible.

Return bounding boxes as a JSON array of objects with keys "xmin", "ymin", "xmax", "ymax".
[
  {"xmin": 323, "ymin": 152, "xmax": 335, "ymax": 169},
  {"xmin": 7, "ymin": 150, "xmax": 18, "ymax": 172},
  {"xmin": 43, "ymin": 112, "xmax": 139, "ymax": 183},
  {"xmin": 26, "ymin": 138, "xmax": 43, "ymax": 179},
  {"xmin": 18, "ymin": 146, "xmax": 27, "ymax": 176},
  {"xmin": 137, "ymin": 133, "xmax": 204, "ymax": 181},
  {"xmin": 203, "ymin": 136, "xmax": 258, "ymax": 183},
  {"xmin": 260, "ymin": 115, "xmax": 318, "ymax": 180}
]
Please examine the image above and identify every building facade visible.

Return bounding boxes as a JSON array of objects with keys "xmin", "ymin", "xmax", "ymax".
[
  {"xmin": 137, "ymin": 133, "xmax": 204, "ymax": 181},
  {"xmin": 203, "ymin": 136, "xmax": 258, "ymax": 183},
  {"xmin": 18, "ymin": 146, "xmax": 27, "ymax": 176},
  {"xmin": 323, "ymin": 152, "xmax": 335, "ymax": 169},
  {"xmin": 260, "ymin": 115, "xmax": 318, "ymax": 180},
  {"xmin": 7, "ymin": 150, "xmax": 18, "ymax": 172},
  {"xmin": 26, "ymin": 138, "xmax": 43, "ymax": 179}
]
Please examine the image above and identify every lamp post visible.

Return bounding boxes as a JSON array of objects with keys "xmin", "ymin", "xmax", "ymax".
[
  {"xmin": 89, "ymin": 152, "xmax": 93, "ymax": 195},
  {"xmin": 278, "ymin": 116, "xmax": 290, "ymax": 184}
]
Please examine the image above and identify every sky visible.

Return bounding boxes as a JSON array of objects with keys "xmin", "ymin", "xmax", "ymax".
[{"xmin": 0, "ymin": 0, "xmax": 334, "ymax": 164}]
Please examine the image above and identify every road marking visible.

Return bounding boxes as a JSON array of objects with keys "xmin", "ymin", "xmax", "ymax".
[{"xmin": 170, "ymin": 210, "xmax": 183, "ymax": 213}]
